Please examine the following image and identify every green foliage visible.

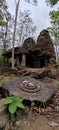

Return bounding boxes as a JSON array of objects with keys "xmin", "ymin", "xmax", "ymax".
[
  {"xmin": 50, "ymin": 0, "xmax": 58, "ymax": 5},
  {"xmin": 25, "ymin": 0, "xmax": 37, "ymax": 5},
  {"xmin": 9, "ymin": 74, "xmax": 14, "ymax": 79},
  {"xmin": 56, "ymin": 59, "xmax": 59, "ymax": 68},
  {"xmin": 50, "ymin": 10, "xmax": 59, "ymax": 20},
  {"xmin": 0, "ymin": 20, "xmax": 6, "ymax": 26},
  {"xmin": 47, "ymin": 8, "xmax": 59, "ymax": 60},
  {"xmin": 0, "ymin": 75, "xmax": 3, "ymax": 80},
  {"xmin": 56, "ymin": 81, "xmax": 59, "ymax": 87},
  {"xmin": 5, "ymin": 96, "xmax": 24, "ymax": 118},
  {"xmin": 0, "ymin": 0, "xmax": 8, "ymax": 27},
  {"xmin": 46, "ymin": 0, "xmax": 59, "ymax": 6},
  {"xmin": 16, "ymin": 108, "xmax": 23, "ymax": 116},
  {"xmin": 0, "ymin": 49, "xmax": 4, "ymax": 74},
  {"xmin": 0, "ymin": 49, "xmax": 4, "ymax": 63},
  {"xmin": 0, "ymin": 75, "xmax": 4, "ymax": 87},
  {"xmin": 0, "ymin": 80, "xmax": 4, "ymax": 87},
  {"xmin": 8, "ymin": 58, "xmax": 16, "ymax": 66},
  {"xmin": 0, "ymin": 13, "xmax": 6, "ymax": 26},
  {"xmin": 0, "ymin": 54, "xmax": 4, "ymax": 64}
]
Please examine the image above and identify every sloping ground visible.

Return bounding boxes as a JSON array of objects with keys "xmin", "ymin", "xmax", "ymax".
[
  {"xmin": 4, "ymin": 115, "xmax": 59, "ymax": 130},
  {"xmin": 3, "ymin": 67, "xmax": 59, "ymax": 79}
]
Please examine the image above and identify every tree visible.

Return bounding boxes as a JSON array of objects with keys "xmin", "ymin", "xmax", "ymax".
[
  {"xmin": 0, "ymin": 49, "xmax": 4, "ymax": 73},
  {"xmin": 47, "ymin": 10, "xmax": 59, "ymax": 59},
  {"xmin": 0, "ymin": 0, "xmax": 7, "ymax": 47},
  {"xmin": 12, "ymin": 0, "xmax": 20, "ymax": 68},
  {"xmin": 0, "ymin": 0, "xmax": 7, "ymax": 26},
  {"xmin": 12, "ymin": 0, "xmax": 37, "ymax": 68},
  {"xmin": 46, "ymin": 0, "xmax": 59, "ymax": 60},
  {"xmin": 46, "ymin": 0, "xmax": 59, "ymax": 6},
  {"xmin": 25, "ymin": 0, "xmax": 37, "ymax": 5},
  {"xmin": 0, "ymin": 0, "xmax": 11, "ymax": 52},
  {"xmin": 2, "ymin": 12, "xmax": 11, "ymax": 52},
  {"xmin": 16, "ymin": 10, "xmax": 36, "ymax": 46},
  {"xmin": 0, "ymin": 0, "xmax": 13, "ymax": 69}
]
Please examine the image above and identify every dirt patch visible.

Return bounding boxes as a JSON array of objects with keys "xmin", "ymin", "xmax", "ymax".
[{"xmin": 4, "ymin": 113, "xmax": 59, "ymax": 130}]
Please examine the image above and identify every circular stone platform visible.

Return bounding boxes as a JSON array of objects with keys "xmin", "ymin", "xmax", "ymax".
[{"xmin": 1, "ymin": 76, "xmax": 55, "ymax": 103}]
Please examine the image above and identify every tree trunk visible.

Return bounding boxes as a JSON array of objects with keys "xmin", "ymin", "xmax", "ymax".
[
  {"xmin": 1, "ymin": 20, "xmax": 8, "ymax": 68},
  {"xmin": 12, "ymin": 0, "xmax": 20, "ymax": 68}
]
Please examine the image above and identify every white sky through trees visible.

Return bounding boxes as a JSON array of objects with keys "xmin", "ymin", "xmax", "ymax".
[{"xmin": 6, "ymin": 0, "xmax": 58, "ymax": 37}]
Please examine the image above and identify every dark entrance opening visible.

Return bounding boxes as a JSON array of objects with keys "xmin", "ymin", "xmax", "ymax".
[
  {"xmin": 40, "ymin": 56, "xmax": 50, "ymax": 68},
  {"xmin": 40, "ymin": 58, "xmax": 45, "ymax": 68},
  {"xmin": 26, "ymin": 54, "xmax": 34, "ymax": 68},
  {"xmin": 19, "ymin": 54, "xmax": 22, "ymax": 64}
]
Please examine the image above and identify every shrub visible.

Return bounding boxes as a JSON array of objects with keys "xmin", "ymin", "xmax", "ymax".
[
  {"xmin": 5, "ymin": 96, "xmax": 24, "ymax": 118},
  {"xmin": 56, "ymin": 59, "xmax": 59, "ymax": 68},
  {"xmin": 0, "ymin": 75, "xmax": 3, "ymax": 80},
  {"xmin": 0, "ymin": 55, "xmax": 4, "ymax": 65},
  {"xmin": 0, "ymin": 80, "xmax": 4, "ymax": 87},
  {"xmin": 56, "ymin": 81, "xmax": 59, "ymax": 87},
  {"xmin": 9, "ymin": 74, "xmax": 14, "ymax": 79},
  {"xmin": 0, "ymin": 49, "xmax": 4, "ymax": 73},
  {"xmin": 8, "ymin": 58, "xmax": 16, "ymax": 66},
  {"xmin": 0, "ymin": 75, "xmax": 4, "ymax": 87}
]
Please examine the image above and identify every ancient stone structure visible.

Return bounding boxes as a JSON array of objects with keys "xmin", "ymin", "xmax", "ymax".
[
  {"xmin": 4, "ymin": 30, "xmax": 56, "ymax": 68},
  {"xmin": 36, "ymin": 29, "xmax": 56, "ymax": 67},
  {"xmin": 23, "ymin": 37, "xmax": 35, "ymax": 50},
  {"xmin": 29, "ymin": 29, "xmax": 56, "ymax": 68},
  {"xmin": 22, "ymin": 37, "xmax": 35, "ymax": 67}
]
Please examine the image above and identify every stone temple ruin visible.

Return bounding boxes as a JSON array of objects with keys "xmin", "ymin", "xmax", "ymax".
[
  {"xmin": 1, "ymin": 29, "xmax": 56, "ymax": 107},
  {"xmin": 35, "ymin": 30, "xmax": 56, "ymax": 67},
  {"xmin": 4, "ymin": 29, "xmax": 56, "ymax": 68}
]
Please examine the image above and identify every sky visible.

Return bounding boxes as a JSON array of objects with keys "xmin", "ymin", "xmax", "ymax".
[{"xmin": 6, "ymin": 0, "xmax": 58, "ymax": 37}]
